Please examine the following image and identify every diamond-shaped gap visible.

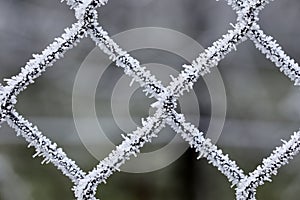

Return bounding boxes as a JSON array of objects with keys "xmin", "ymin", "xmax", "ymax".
[
  {"xmin": 14, "ymin": 39, "xmax": 100, "ymax": 172},
  {"xmin": 216, "ymin": 38, "xmax": 298, "ymax": 171},
  {"xmin": 213, "ymin": 1, "xmax": 300, "ymax": 175}
]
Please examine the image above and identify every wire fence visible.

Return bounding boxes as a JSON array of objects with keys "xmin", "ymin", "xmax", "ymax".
[{"xmin": 0, "ymin": 0, "xmax": 300, "ymax": 199}]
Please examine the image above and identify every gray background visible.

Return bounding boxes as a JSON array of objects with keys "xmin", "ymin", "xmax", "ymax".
[{"xmin": 0, "ymin": 0, "xmax": 300, "ymax": 199}]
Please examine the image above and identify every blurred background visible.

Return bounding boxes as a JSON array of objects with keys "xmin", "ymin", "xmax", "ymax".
[{"xmin": 1, "ymin": 0, "xmax": 300, "ymax": 199}]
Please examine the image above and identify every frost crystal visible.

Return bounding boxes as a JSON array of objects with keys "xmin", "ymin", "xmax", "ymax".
[{"xmin": 1, "ymin": 0, "xmax": 300, "ymax": 199}]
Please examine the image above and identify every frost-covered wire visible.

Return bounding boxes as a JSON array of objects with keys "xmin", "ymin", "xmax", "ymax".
[
  {"xmin": 167, "ymin": 110, "xmax": 246, "ymax": 186},
  {"xmin": 89, "ymin": 24, "xmax": 166, "ymax": 100},
  {"xmin": 248, "ymin": 24, "xmax": 300, "ymax": 85},
  {"xmin": 74, "ymin": 109, "xmax": 166, "ymax": 200},
  {"xmin": 6, "ymin": 109, "xmax": 86, "ymax": 184},
  {"xmin": 166, "ymin": 0, "xmax": 264, "ymax": 98},
  {"xmin": 167, "ymin": 21, "xmax": 249, "ymax": 98},
  {"xmin": 236, "ymin": 131, "xmax": 300, "ymax": 200}
]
